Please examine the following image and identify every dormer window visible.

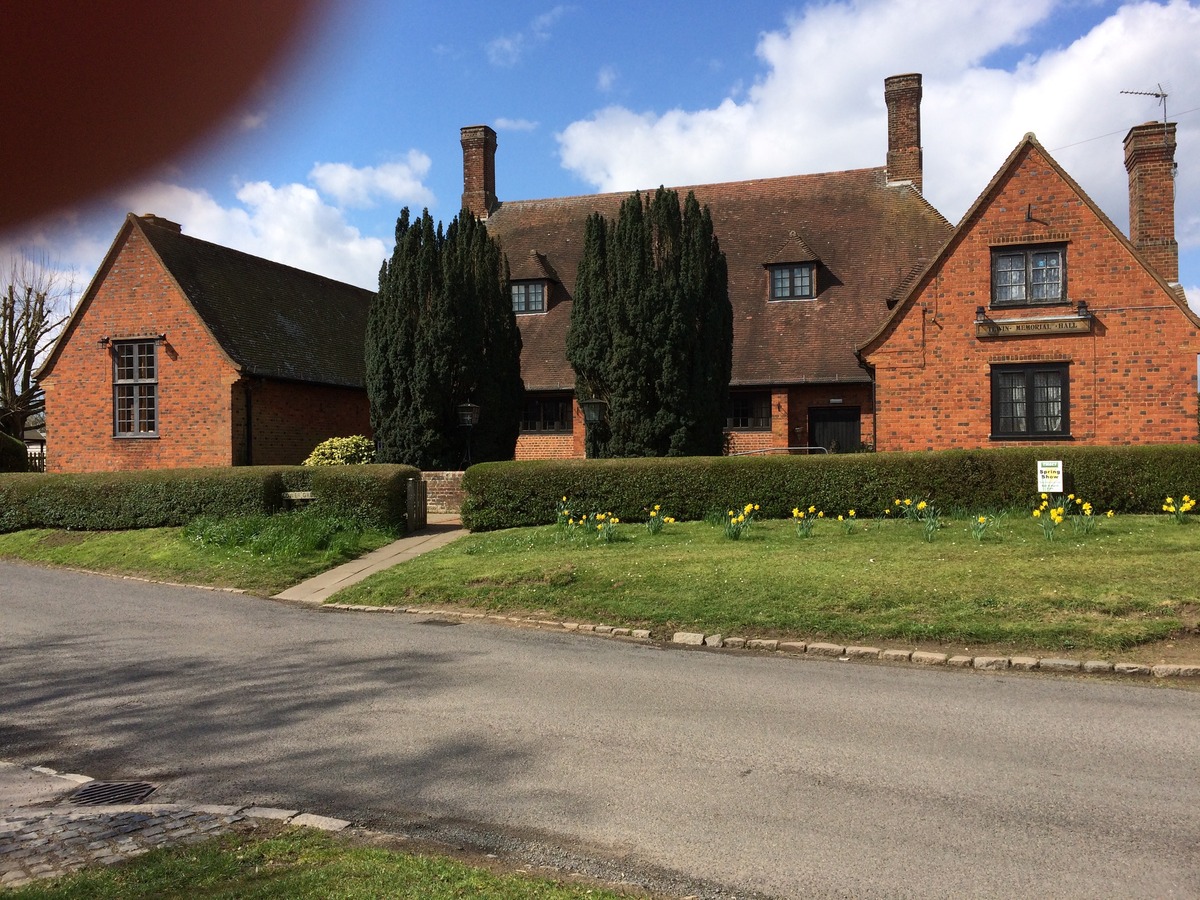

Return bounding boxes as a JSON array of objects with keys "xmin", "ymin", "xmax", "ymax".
[
  {"xmin": 769, "ymin": 264, "xmax": 815, "ymax": 301},
  {"xmin": 512, "ymin": 281, "xmax": 546, "ymax": 314}
]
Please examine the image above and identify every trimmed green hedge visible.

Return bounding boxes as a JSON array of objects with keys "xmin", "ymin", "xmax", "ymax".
[
  {"xmin": 306, "ymin": 464, "xmax": 418, "ymax": 531},
  {"xmin": 460, "ymin": 445, "xmax": 1200, "ymax": 531},
  {"xmin": 0, "ymin": 463, "xmax": 420, "ymax": 533},
  {"xmin": 0, "ymin": 432, "xmax": 27, "ymax": 473}
]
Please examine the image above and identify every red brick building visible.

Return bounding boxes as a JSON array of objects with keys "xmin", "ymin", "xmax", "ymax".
[
  {"xmin": 859, "ymin": 125, "xmax": 1199, "ymax": 450},
  {"xmin": 466, "ymin": 74, "xmax": 952, "ymax": 458},
  {"xmin": 38, "ymin": 214, "xmax": 373, "ymax": 471}
]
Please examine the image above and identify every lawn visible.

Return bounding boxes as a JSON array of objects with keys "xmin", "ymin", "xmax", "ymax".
[
  {"xmin": 0, "ymin": 509, "xmax": 394, "ymax": 596},
  {"xmin": 9, "ymin": 828, "xmax": 636, "ymax": 899},
  {"xmin": 332, "ymin": 512, "xmax": 1200, "ymax": 653}
]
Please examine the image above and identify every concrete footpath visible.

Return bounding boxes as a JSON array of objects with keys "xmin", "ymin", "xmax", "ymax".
[
  {"xmin": 273, "ymin": 513, "xmax": 465, "ymax": 605},
  {"xmin": 0, "ymin": 761, "xmax": 350, "ymax": 889}
]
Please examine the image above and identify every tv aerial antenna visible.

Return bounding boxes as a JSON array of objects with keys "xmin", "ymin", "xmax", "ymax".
[
  {"xmin": 1120, "ymin": 83, "xmax": 1169, "ymax": 125},
  {"xmin": 1120, "ymin": 84, "xmax": 1176, "ymax": 184}
]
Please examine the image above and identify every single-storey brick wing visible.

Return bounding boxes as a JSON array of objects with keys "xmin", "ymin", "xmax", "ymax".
[{"xmin": 37, "ymin": 213, "xmax": 373, "ymax": 471}]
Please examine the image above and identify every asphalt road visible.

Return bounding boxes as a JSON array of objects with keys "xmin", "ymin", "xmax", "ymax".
[{"xmin": 2, "ymin": 560, "xmax": 1198, "ymax": 899}]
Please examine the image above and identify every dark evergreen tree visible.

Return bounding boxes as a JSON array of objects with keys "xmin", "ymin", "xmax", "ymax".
[
  {"xmin": 366, "ymin": 208, "xmax": 523, "ymax": 469},
  {"xmin": 566, "ymin": 189, "xmax": 731, "ymax": 457}
]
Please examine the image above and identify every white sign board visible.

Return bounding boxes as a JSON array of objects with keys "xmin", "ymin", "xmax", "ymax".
[{"xmin": 1037, "ymin": 460, "xmax": 1063, "ymax": 494}]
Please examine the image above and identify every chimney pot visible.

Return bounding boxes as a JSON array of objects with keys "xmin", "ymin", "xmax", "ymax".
[{"xmin": 139, "ymin": 213, "xmax": 182, "ymax": 233}]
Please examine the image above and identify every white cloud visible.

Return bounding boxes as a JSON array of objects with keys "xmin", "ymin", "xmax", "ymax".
[
  {"xmin": 556, "ymin": 0, "xmax": 1200, "ymax": 246},
  {"xmin": 487, "ymin": 5, "xmax": 568, "ymax": 67},
  {"xmin": 309, "ymin": 153, "xmax": 434, "ymax": 208},
  {"xmin": 495, "ymin": 117, "xmax": 539, "ymax": 132},
  {"xmin": 597, "ymin": 65, "xmax": 617, "ymax": 93},
  {"xmin": 118, "ymin": 180, "xmax": 388, "ymax": 290}
]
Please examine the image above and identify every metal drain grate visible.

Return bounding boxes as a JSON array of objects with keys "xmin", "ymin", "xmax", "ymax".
[
  {"xmin": 416, "ymin": 618, "xmax": 460, "ymax": 627},
  {"xmin": 68, "ymin": 780, "xmax": 158, "ymax": 806}
]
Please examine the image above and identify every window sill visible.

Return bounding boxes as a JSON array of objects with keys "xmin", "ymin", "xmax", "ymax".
[
  {"xmin": 768, "ymin": 296, "xmax": 816, "ymax": 303},
  {"xmin": 989, "ymin": 434, "xmax": 1073, "ymax": 441},
  {"xmin": 113, "ymin": 433, "xmax": 160, "ymax": 440},
  {"xmin": 988, "ymin": 299, "xmax": 1072, "ymax": 311}
]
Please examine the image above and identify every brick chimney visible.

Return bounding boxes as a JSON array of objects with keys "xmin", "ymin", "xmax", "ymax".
[
  {"xmin": 1124, "ymin": 121, "xmax": 1178, "ymax": 283},
  {"xmin": 885, "ymin": 73, "xmax": 923, "ymax": 193},
  {"xmin": 461, "ymin": 125, "xmax": 498, "ymax": 219}
]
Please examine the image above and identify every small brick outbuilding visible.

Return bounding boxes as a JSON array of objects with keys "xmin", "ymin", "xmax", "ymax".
[
  {"xmin": 859, "ymin": 125, "xmax": 1199, "ymax": 450},
  {"xmin": 37, "ymin": 214, "xmax": 373, "ymax": 472}
]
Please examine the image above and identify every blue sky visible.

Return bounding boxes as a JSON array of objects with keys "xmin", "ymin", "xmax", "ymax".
[{"xmin": 5, "ymin": 0, "xmax": 1200, "ymax": 314}]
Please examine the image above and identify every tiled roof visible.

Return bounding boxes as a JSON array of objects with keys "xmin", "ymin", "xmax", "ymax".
[
  {"xmin": 486, "ymin": 167, "xmax": 952, "ymax": 391},
  {"xmin": 138, "ymin": 217, "xmax": 374, "ymax": 387}
]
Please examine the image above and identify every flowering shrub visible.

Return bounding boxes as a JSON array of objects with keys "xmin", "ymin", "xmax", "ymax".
[
  {"xmin": 792, "ymin": 505, "xmax": 823, "ymax": 537},
  {"xmin": 302, "ymin": 435, "xmax": 375, "ymax": 466},
  {"xmin": 1163, "ymin": 494, "xmax": 1196, "ymax": 524},
  {"xmin": 645, "ymin": 503, "xmax": 675, "ymax": 534}
]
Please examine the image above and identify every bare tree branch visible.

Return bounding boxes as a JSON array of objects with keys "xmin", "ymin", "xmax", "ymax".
[{"xmin": 0, "ymin": 252, "xmax": 74, "ymax": 438}]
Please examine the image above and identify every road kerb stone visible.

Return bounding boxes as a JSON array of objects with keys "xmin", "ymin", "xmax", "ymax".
[
  {"xmin": 704, "ymin": 634, "xmax": 723, "ymax": 647},
  {"xmin": 1039, "ymin": 658, "xmax": 1082, "ymax": 672},
  {"xmin": 241, "ymin": 807, "xmax": 298, "ymax": 821},
  {"xmin": 845, "ymin": 646, "xmax": 881, "ymax": 659},
  {"xmin": 1082, "ymin": 660, "xmax": 1114, "ymax": 674},
  {"xmin": 1152, "ymin": 664, "xmax": 1200, "ymax": 678},
  {"xmin": 911, "ymin": 651, "xmax": 948, "ymax": 666},
  {"xmin": 948, "ymin": 655, "xmax": 973, "ymax": 668},
  {"xmin": 1114, "ymin": 662, "xmax": 1151, "ymax": 675},
  {"xmin": 778, "ymin": 642, "xmax": 807, "ymax": 654},
  {"xmin": 632, "ymin": 630, "xmax": 652, "ymax": 640},
  {"xmin": 880, "ymin": 649, "xmax": 913, "ymax": 662},
  {"xmin": 973, "ymin": 656, "xmax": 1010, "ymax": 671},
  {"xmin": 1010, "ymin": 657, "xmax": 1039, "ymax": 670},
  {"xmin": 746, "ymin": 639, "xmax": 778, "ymax": 651},
  {"xmin": 672, "ymin": 632, "xmax": 705, "ymax": 646},
  {"xmin": 723, "ymin": 638, "xmax": 746, "ymax": 649},
  {"xmin": 291, "ymin": 813, "xmax": 351, "ymax": 832},
  {"xmin": 806, "ymin": 643, "xmax": 845, "ymax": 657}
]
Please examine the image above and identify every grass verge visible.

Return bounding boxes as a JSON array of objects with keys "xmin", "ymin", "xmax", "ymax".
[
  {"xmin": 0, "ymin": 509, "xmax": 394, "ymax": 596},
  {"xmin": 8, "ymin": 827, "xmax": 637, "ymax": 899},
  {"xmin": 332, "ymin": 514, "xmax": 1199, "ymax": 653}
]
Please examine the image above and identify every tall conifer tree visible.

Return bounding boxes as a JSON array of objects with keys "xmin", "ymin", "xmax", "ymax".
[
  {"xmin": 366, "ymin": 208, "xmax": 523, "ymax": 469},
  {"xmin": 566, "ymin": 189, "xmax": 731, "ymax": 457}
]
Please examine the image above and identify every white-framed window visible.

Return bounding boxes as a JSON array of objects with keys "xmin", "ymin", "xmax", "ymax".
[
  {"xmin": 113, "ymin": 340, "xmax": 158, "ymax": 437},
  {"xmin": 991, "ymin": 245, "xmax": 1066, "ymax": 307},
  {"xmin": 512, "ymin": 281, "xmax": 546, "ymax": 314},
  {"xmin": 769, "ymin": 264, "xmax": 815, "ymax": 301}
]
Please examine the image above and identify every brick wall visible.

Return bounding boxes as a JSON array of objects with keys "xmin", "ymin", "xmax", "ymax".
[
  {"xmin": 864, "ymin": 141, "xmax": 1200, "ymax": 451},
  {"xmin": 424, "ymin": 470, "xmax": 465, "ymax": 513},
  {"xmin": 234, "ymin": 379, "xmax": 371, "ymax": 466}
]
